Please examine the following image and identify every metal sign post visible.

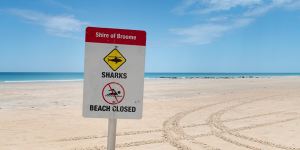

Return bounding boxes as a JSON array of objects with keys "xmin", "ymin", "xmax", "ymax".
[
  {"xmin": 83, "ymin": 27, "xmax": 146, "ymax": 149},
  {"xmin": 107, "ymin": 118, "xmax": 117, "ymax": 150}
]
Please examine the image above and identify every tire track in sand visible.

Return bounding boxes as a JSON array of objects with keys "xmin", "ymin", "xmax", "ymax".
[
  {"xmin": 73, "ymin": 96, "xmax": 299, "ymax": 150},
  {"xmin": 182, "ymin": 111, "xmax": 282, "ymax": 129},
  {"xmin": 161, "ymin": 97, "xmax": 252, "ymax": 150},
  {"xmin": 73, "ymin": 99, "xmax": 245, "ymax": 150},
  {"xmin": 76, "ymin": 116, "xmax": 298, "ymax": 150},
  {"xmin": 60, "ymin": 111, "xmax": 281, "ymax": 143},
  {"xmin": 188, "ymin": 116, "xmax": 299, "ymax": 139},
  {"xmin": 74, "ymin": 139, "xmax": 165, "ymax": 150},
  {"xmin": 208, "ymin": 95, "xmax": 300, "ymax": 150}
]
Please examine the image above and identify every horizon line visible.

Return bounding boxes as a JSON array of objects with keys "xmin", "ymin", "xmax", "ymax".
[{"xmin": 1, "ymin": 72, "xmax": 300, "ymax": 74}]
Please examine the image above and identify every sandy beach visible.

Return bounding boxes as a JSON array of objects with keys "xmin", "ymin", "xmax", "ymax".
[{"xmin": 1, "ymin": 77, "xmax": 300, "ymax": 150}]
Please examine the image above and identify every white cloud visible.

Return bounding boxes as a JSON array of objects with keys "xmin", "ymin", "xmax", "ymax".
[
  {"xmin": 171, "ymin": 24, "xmax": 229, "ymax": 45},
  {"xmin": 171, "ymin": 0, "xmax": 300, "ymax": 45},
  {"xmin": 171, "ymin": 18, "xmax": 252, "ymax": 44},
  {"xmin": 195, "ymin": 0, "xmax": 263, "ymax": 14},
  {"xmin": 173, "ymin": 0, "xmax": 263, "ymax": 15},
  {"xmin": 208, "ymin": 16, "xmax": 229, "ymax": 22},
  {"xmin": 284, "ymin": 1, "xmax": 300, "ymax": 10},
  {"xmin": 172, "ymin": 0, "xmax": 199, "ymax": 15},
  {"xmin": 7, "ymin": 9, "xmax": 88, "ymax": 38}
]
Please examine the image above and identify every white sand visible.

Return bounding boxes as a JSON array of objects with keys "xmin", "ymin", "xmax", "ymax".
[{"xmin": 0, "ymin": 77, "xmax": 300, "ymax": 150}]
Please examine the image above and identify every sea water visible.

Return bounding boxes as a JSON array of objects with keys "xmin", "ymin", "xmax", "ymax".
[{"xmin": 0, "ymin": 72, "xmax": 300, "ymax": 82}]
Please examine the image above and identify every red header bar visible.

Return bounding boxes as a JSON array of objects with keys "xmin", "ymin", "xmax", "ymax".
[{"xmin": 85, "ymin": 27, "xmax": 146, "ymax": 46}]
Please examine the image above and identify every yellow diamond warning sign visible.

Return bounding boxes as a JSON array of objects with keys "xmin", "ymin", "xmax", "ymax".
[{"xmin": 103, "ymin": 46, "xmax": 126, "ymax": 71}]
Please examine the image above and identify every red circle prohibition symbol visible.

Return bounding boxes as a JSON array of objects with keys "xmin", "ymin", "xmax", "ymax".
[{"xmin": 101, "ymin": 82, "xmax": 125, "ymax": 105}]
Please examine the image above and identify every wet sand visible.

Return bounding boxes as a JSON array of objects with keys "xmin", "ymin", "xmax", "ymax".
[{"xmin": 1, "ymin": 77, "xmax": 300, "ymax": 150}]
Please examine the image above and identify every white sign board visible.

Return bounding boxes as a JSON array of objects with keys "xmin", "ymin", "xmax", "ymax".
[{"xmin": 83, "ymin": 27, "xmax": 146, "ymax": 119}]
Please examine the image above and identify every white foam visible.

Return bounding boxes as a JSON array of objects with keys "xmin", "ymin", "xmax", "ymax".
[{"xmin": 2, "ymin": 79, "xmax": 83, "ymax": 83}]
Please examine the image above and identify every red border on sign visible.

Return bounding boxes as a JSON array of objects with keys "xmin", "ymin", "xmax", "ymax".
[
  {"xmin": 102, "ymin": 82, "xmax": 125, "ymax": 105},
  {"xmin": 85, "ymin": 27, "xmax": 146, "ymax": 46}
]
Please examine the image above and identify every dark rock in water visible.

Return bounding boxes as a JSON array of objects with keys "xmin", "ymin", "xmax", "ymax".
[
  {"xmin": 159, "ymin": 77, "xmax": 168, "ymax": 78},
  {"xmin": 159, "ymin": 77, "xmax": 177, "ymax": 79}
]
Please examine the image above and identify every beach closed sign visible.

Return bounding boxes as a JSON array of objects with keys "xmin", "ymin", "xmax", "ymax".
[{"xmin": 83, "ymin": 27, "xmax": 146, "ymax": 119}]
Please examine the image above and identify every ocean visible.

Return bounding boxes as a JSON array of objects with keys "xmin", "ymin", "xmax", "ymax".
[{"xmin": 0, "ymin": 72, "xmax": 300, "ymax": 82}]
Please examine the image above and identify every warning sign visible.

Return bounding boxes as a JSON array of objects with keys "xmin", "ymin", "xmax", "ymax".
[
  {"xmin": 103, "ymin": 46, "xmax": 126, "ymax": 71},
  {"xmin": 102, "ymin": 82, "xmax": 125, "ymax": 105},
  {"xmin": 83, "ymin": 27, "xmax": 146, "ymax": 119}
]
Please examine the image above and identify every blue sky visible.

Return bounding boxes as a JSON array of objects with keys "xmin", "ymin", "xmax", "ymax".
[{"xmin": 1, "ymin": 0, "xmax": 300, "ymax": 72}]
